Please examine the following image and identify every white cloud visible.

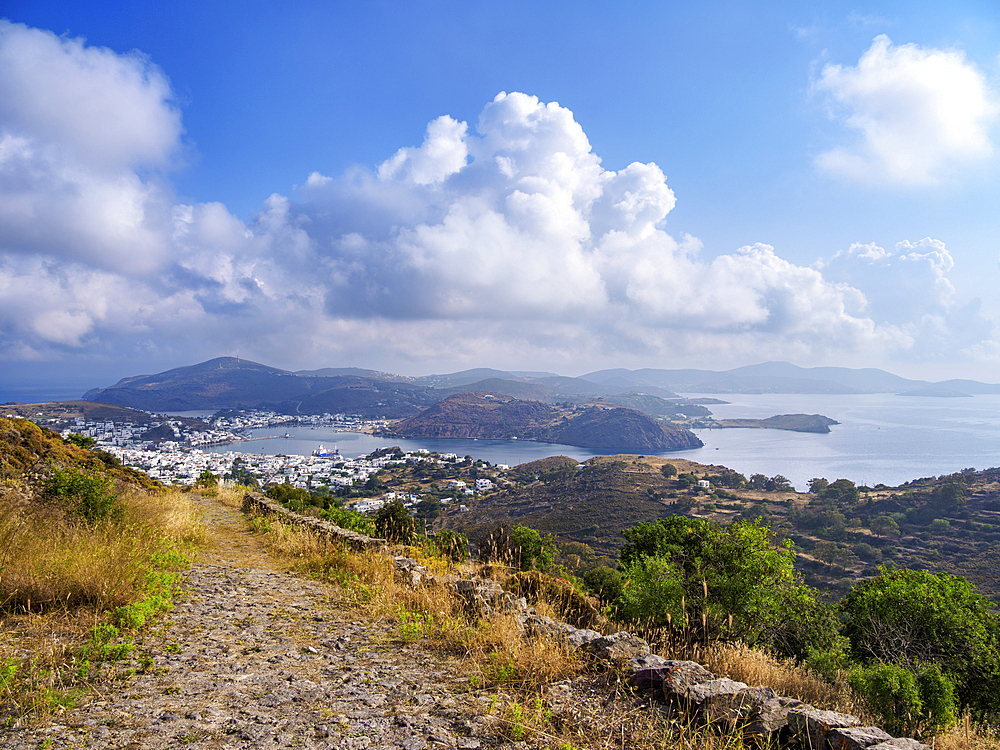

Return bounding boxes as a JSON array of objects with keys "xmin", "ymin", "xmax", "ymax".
[
  {"xmin": 813, "ymin": 35, "xmax": 998, "ymax": 186},
  {"xmin": 378, "ymin": 115, "xmax": 469, "ymax": 185},
  {"xmin": 0, "ymin": 22, "xmax": 180, "ymax": 273},
  {"xmin": 0, "ymin": 21, "xmax": 182, "ymax": 171},
  {"xmin": 0, "ymin": 22, "xmax": 995, "ymax": 377}
]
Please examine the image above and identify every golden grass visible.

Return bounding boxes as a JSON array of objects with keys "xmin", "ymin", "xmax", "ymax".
[
  {"xmin": 211, "ymin": 484, "xmax": 253, "ymax": 509},
  {"xmin": 0, "ymin": 484, "xmax": 203, "ymax": 723},
  {"xmin": 1, "ymin": 489, "xmax": 202, "ymax": 613},
  {"xmin": 702, "ymin": 641, "xmax": 854, "ymax": 713}
]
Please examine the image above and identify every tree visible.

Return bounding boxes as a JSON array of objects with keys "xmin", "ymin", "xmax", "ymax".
[
  {"xmin": 64, "ymin": 433, "xmax": 97, "ymax": 449},
  {"xmin": 195, "ymin": 469, "xmax": 218, "ymax": 488},
  {"xmin": 823, "ymin": 479, "xmax": 860, "ymax": 505},
  {"xmin": 808, "ymin": 477, "xmax": 829, "ymax": 494},
  {"xmin": 840, "ymin": 567, "xmax": 1000, "ymax": 717},
  {"xmin": 374, "ymin": 499, "xmax": 415, "ymax": 544},
  {"xmin": 505, "ymin": 524, "xmax": 556, "ymax": 571},
  {"xmin": 660, "ymin": 463, "xmax": 678, "ymax": 479},
  {"xmin": 870, "ymin": 515, "xmax": 900, "ymax": 538},
  {"xmin": 766, "ymin": 475, "xmax": 793, "ymax": 492},
  {"xmin": 582, "ymin": 566, "xmax": 624, "ymax": 606},
  {"xmin": 615, "ymin": 516, "xmax": 830, "ymax": 656},
  {"xmin": 749, "ymin": 473, "xmax": 768, "ymax": 490}
]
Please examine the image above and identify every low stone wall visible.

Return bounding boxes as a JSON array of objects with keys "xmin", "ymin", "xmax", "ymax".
[
  {"xmin": 240, "ymin": 492, "xmax": 382, "ymax": 550},
  {"xmin": 240, "ymin": 493, "xmax": 930, "ymax": 750}
]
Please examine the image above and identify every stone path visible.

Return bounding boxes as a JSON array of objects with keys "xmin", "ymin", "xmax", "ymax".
[{"xmin": 0, "ymin": 496, "xmax": 496, "ymax": 749}]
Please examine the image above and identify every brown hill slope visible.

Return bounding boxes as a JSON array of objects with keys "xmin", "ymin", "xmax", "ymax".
[{"xmin": 391, "ymin": 393, "xmax": 703, "ymax": 452}]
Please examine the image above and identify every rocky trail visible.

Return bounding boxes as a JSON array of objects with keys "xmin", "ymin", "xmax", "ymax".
[{"xmin": 1, "ymin": 496, "xmax": 501, "ymax": 750}]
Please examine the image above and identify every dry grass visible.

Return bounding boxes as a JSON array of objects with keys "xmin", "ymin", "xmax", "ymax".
[
  {"xmin": 0, "ymin": 485, "xmax": 203, "ymax": 723},
  {"xmin": 0, "ymin": 488, "xmax": 202, "ymax": 613},
  {"xmin": 702, "ymin": 642, "xmax": 854, "ymax": 713},
  {"xmin": 211, "ymin": 484, "xmax": 252, "ymax": 509}
]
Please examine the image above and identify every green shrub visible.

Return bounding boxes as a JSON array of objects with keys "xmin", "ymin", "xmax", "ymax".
[
  {"xmin": 841, "ymin": 566, "xmax": 1000, "ymax": 718},
  {"xmin": 45, "ymin": 467, "xmax": 122, "ymax": 524},
  {"xmin": 506, "ymin": 525, "xmax": 556, "ymax": 571},
  {"xmin": 849, "ymin": 662, "xmax": 957, "ymax": 737},
  {"xmin": 849, "ymin": 662, "xmax": 923, "ymax": 736},
  {"xmin": 374, "ymin": 499, "xmax": 415, "ymax": 544}
]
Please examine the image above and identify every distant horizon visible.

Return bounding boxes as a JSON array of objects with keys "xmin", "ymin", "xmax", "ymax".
[{"xmin": 5, "ymin": 354, "xmax": 1000, "ymax": 406}]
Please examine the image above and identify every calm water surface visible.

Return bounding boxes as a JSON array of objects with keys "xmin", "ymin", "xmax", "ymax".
[{"xmin": 205, "ymin": 393, "xmax": 1000, "ymax": 491}]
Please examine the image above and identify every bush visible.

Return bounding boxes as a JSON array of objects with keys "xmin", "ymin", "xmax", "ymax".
[
  {"xmin": 849, "ymin": 662, "xmax": 924, "ymax": 736},
  {"xmin": 849, "ymin": 662, "xmax": 957, "ymax": 737},
  {"xmin": 841, "ymin": 566, "xmax": 1000, "ymax": 717},
  {"xmin": 63, "ymin": 433, "xmax": 97, "ymax": 449},
  {"xmin": 374, "ymin": 499, "xmax": 415, "ymax": 544},
  {"xmin": 45, "ymin": 467, "xmax": 122, "ymax": 524},
  {"xmin": 583, "ymin": 566, "xmax": 624, "ymax": 605}
]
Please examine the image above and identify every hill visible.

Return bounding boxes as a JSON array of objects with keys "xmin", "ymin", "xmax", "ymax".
[
  {"xmin": 427, "ymin": 455, "xmax": 1000, "ymax": 601},
  {"xmin": 713, "ymin": 414, "xmax": 840, "ymax": 433},
  {"xmin": 580, "ymin": 362, "xmax": 1000, "ymax": 395},
  {"xmin": 82, "ymin": 357, "xmax": 313, "ymax": 411},
  {"xmin": 0, "ymin": 415, "xmax": 158, "ymax": 489},
  {"xmin": 390, "ymin": 393, "xmax": 703, "ymax": 452}
]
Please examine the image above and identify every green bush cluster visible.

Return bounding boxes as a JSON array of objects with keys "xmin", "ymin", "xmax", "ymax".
[
  {"xmin": 44, "ymin": 466, "xmax": 122, "ymax": 524},
  {"xmin": 576, "ymin": 514, "xmax": 1000, "ymax": 735}
]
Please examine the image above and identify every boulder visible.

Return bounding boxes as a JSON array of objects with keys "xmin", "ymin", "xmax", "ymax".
[
  {"xmin": 686, "ymin": 678, "xmax": 749, "ymax": 710},
  {"xmin": 827, "ymin": 727, "xmax": 894, "ymax": 750},
  {"xmin": 584, "ymin": 632, "xmax": 651, "ymax": 665},
  {"xmin": 869, "ymin": 739, "xmax": 931, "ymax": 750},
  {"xmin": 659, "ymin": 661, "xmax": 716, "ymax": 701},
  {"xmin": 787, "ymin": 708, "xmax": 863, "ymax": 750},
  {"xmin": 694, "ymin": 685, "xmax": 806, "ymax": 734}
]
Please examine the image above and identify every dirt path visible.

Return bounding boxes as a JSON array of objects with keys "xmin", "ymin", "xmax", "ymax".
[{"xmin": 1, "ymin": 496, "xmax": 493, "ymax": 750}]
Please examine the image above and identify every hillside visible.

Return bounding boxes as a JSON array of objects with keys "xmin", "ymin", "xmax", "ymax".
[
  {"xmin": 0, "ymin": 416, "xmax": 158, "ymax": 489},
  {"xmin": 390, "ymin": 393, "xmax": 703, "ymax": 451},
  {"xmin": 581, "ymin": 362, "xmax": 1000, "ymax": 395},
  {"xmin": 82, "ymin": 357, "xmax": 314, "ymax": 411},
  {"xmin": 419, "ymin": 455, "xmax": 1000, "ymax": 602}
]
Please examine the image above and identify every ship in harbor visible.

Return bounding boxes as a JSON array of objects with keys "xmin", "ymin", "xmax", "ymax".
[{"xmin": 312, "ymin": 444, "xmax": 341, "ymax": 458}]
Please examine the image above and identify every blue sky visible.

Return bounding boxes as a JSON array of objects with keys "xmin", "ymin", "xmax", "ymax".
[{"xmin": 1, "ymin": 1, "xmax": 999, "ymax": 399}]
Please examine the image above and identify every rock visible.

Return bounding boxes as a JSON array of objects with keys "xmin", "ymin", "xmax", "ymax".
[
  {"xmin": 686, "ymin": 678, "xmax": 749, "ymax": 710},
  {"xmin": 657, "ymin": 660, "xmax": 716, "ymax": 701},
  {"xmin": 626, "ymin": 654, "xmax": 674, "ymax": 693},
  {"xmin": 827, "ymin": 726, "xmax": 894, "ymax": 750},
  {"xmin": 869, "ymin": 739, "xmax": 932, "ymax": 750},
  {"xmin": 585, "ymin": 632, "xmax": 650, "ymax": 664},
  {"xmin": 787, "ymin": 707, "xmax": 863, "ymax": 750}
]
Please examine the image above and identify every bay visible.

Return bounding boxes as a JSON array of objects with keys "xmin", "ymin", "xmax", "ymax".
[
  {"xmin": 204, "ymin": 393, "xmax": 1000, "ymax": 491},
  {"xmin": 685, "ymin": 393, "xmax": 1000, "ymax": 490},
  {"xmin": 205, "ymin": 428, "xmax": 603, "ymax": 466}
]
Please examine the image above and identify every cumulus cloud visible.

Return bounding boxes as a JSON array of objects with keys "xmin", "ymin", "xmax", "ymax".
[
  {"xmin": 820, "ymin": 237, "xmax": 996, "ymax": 365},
  {"xmin": 813, "ymin": 35, "xmax": 998, "ymax": 186},
  {"xmin": 0, "ymin": 23, "xmax": 995, "ymax": 376},
  {"xmin": 0, "ymin": 21, "xmax": 180, "ymax": 272}
]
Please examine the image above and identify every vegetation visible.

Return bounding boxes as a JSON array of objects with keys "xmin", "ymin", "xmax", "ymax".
[{"xmin": 0, "ymin": 417, "xmax": 203, "ymax": 721}]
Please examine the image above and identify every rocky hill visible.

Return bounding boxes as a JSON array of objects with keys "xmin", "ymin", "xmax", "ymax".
[{"xmin": 390, "ymin": 393, "xmax": 703, "ymax": 452}]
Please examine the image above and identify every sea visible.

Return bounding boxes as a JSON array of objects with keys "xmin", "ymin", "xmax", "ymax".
[{"xmin": 203, "ymin": 393, "xmax": 1000, "ymax": 492}]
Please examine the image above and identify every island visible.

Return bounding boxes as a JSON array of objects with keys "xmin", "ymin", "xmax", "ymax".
[{"xmin": 709, "ymin": 413, "xmax": 839, "ymax": 433}]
